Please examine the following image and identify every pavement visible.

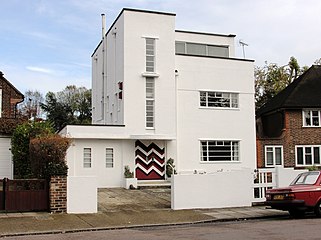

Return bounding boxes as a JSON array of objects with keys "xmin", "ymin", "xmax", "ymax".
[{"xmin": 0, "ymin": 188, "xmax": 289, "ymax": 238}]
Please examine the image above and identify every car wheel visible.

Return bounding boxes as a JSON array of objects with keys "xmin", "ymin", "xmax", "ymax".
[
  {"xmin": 314, "ymin": 201, "xmax": 321, "ymax": 217},
  {"xmin": 289, "ymin": 209, "xmax": 305, "ymax": 218}
]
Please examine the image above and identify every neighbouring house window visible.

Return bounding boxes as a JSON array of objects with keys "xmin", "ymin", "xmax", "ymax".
[
  {"xmin": 265, "ymin": 146, "xmax": 283, "ymax": 167},
  {"xmin": 83, "ymin": 148, "xmax": 92, "ymax": 168},
  {"xmin": 175, "ymin": 41, "xmax": 229, "ymax": 58},
  {"xmin": 200, "ymin": 140, "xmax": 239, "ymax": 162},
  {"xmin": 296, "ymin": 145, "xmax": 321, "ymax": 166},
  {"xmin": 303, "ymin": 110, "xmax": 321, "ymax": 127},
  {"xmin": 106, "ymin": 148, "xmax": 114, "ymax": 168},
  {"xmin": 146, "ymin": 77, "xmax": 155, "ymax": 128},
  {"xmin": 200, "ymin": 91, "xmax": 238, "ymax": 108},
  {"xmin": 146, "ymin": 38, "xmax": 155, "ymax": 72}
]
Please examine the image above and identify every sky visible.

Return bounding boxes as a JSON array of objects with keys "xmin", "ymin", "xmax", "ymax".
[{"xmin": 1, "ymin": 0, "xmax": 321, "ymax": 95}]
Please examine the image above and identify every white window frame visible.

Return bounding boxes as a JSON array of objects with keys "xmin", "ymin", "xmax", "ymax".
[
  {"xmin": 83, "ymin": 148, "xmax": 92, "ymax": 168},
  {"xmin": 200, "ymin": 91, "xmax": 239, "ymax": 109},
  {"xmin": 175, "ymin": 41, "xmax": 229, "ymax": 58},
  {"xmin": 146, "ymin": 38, "xmax": 155, "ymax": 72},
  {"xmin": 264, "ymin": 145, "xmax": 283, "ymax": 167},
  {"xmin": 302, "ymin": 109, "xmax": 321, "ymax": 127},
  {"xmin": 200, "ymin": 140, "xmax": 240, "ymax": 162},
  {"xmin": 296, "ymin": 145, "xmax": 321, "ymax": 166},
  {"xmin": 146, "ymin": 77, "xmax": 155, "ymax": 129},
  {"xmin": 106, "ymin": 148, "xmax": 114, "ymax": 168}
]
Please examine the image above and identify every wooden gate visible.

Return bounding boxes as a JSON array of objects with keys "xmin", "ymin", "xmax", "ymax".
[
  {"xmin": 253, "ymin": 169, "xmax": 276, "ymax": 203},
  {"xmin": 0, "ymin": 178, "xmax": 49, "ymax": 212}
]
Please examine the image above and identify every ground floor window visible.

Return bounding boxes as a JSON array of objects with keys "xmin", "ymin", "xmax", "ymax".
[
  {"xmin": 106, "ymin": 148, "xmax": 114, "ymax": 168},
  {"xmin": 296, "ymin": 145, "xmax": 321, "ymax": 166},
  {"xmin": 83, "ymin": 148, "xmax": 92, "ymax": 168},
  {"xmin": 265, "ymin": 146, "xmax": 283, "ymax": 167},
  {"xmin": 200, "ymin": 140, "xmax": 239, "ymax": 162}
]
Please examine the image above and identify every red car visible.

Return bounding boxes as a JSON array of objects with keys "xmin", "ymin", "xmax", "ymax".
[{"xmin": 265, "ymin": 171, "xmax": 321, "ymax": 218}]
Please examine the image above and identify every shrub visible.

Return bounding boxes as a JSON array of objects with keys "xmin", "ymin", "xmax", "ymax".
[
  {"xmin": 29, "ymin": 135, "xmax": 71, "ymax": 179},
  {"xmin": 166, "ymin": 158, "xmax": 176, "ymax": 178},
  {"xmin": 124, "ymin": 165, "xmax": 134, "ymax": 178},
  {"xmin": 0, "ymin": 117, "xmax": 27, "ymax": 135},
  {"xmin": 11, "ymin": 121, "xmax": 54, "ymax": 178}
]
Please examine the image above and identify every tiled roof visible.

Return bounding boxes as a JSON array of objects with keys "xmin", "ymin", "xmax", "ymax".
[{"xmin": 256, "ymin": 65, "xmax": 321, "ymax": 117}]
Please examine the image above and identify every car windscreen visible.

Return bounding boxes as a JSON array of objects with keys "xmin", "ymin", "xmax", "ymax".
[{"xmin": 291, "ymin": 172, "xmax": 320, "ymax": 185}]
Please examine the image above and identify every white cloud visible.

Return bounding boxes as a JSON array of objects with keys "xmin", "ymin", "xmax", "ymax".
[{"xmin": 26, "ymin": 66, "xmax": 53, "ymax": 74}]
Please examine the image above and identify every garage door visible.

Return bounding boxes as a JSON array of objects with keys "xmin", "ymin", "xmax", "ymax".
[{"xmin": 0, "ymin": 137, "xmax": 13, "ymax": 178}]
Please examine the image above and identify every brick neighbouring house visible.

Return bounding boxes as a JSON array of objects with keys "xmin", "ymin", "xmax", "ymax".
[
  {"xmin": 256, "ymin": 65, "xmax": 321, "ymax": 169},
  {"xmin": 0, "ymin": 71, "xmax": 24, "ymax": 178}
]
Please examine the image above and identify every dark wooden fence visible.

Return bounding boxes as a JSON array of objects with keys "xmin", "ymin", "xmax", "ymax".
[{"xmin": 0, "ymin": 178, "xmax": 48, "ymax": 212}]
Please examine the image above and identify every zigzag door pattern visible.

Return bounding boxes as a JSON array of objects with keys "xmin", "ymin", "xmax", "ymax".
[{"xmin": 135, "ymin": 140, "xmax": 165, "ymax": 180}]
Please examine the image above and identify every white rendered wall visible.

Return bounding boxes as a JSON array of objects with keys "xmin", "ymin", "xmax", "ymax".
[
  {"xmin": 61, "ymin": 124, "xmax": 177, "ymax": 187},
  {"xmin": 67, "ymin": 139, "xmax": 131, "ymax": 188},
  {"xmin": 67, "ymin": 176, "xmax": 97, "ymax": 213},
  {"xmin": 92, "ymin": 14, "xmax": 125, "ymax": 124},
  {"xmin": 275, "ymin": 166, "xmax": 308, "ymax": 188},
  {"xmin": 171, "ymin": 169, "xmax": 253, "ymax": 209},
  {"xmin": 175, "ymin": 55, "xmax": 256, "ymax": 173},
  {"xmin": 122, "ymin": 11, "xmax": 177, "ymax": 137}
]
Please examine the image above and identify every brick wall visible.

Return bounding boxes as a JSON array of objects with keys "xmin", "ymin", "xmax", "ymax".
[
  {"xmin": 0, "ymin": 74, "xmax": 24, "ymax": 118},
  {"xmin": 49, "ymin": 176, "xmax": 67, "ymax": 213},
  {"xmin": 257, "ymin": 110, "xmax": 321, "ymax": 168}
]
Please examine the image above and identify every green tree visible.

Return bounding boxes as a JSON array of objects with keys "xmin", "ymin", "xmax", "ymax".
[
  {"xmin": 11, "ymin": 121, "xmax": 54, "ymax": 178},
  {"xmin": 255, "ymin": 63, "xmax": 289, "ymax": 109},
  {"xmin": 255, "ymin": 57, "xmax": 305, "ymax": 110},
  {"xmin": 41, "ymin": 85, "xmax": 91, "ymax": 131},
  {"xmin": 41, "ymin": 92, "xmax": 74, "ymax": 131},
  {"xmin": 314, "ymin": 58, "xmax": 321, "ymax": 65}
]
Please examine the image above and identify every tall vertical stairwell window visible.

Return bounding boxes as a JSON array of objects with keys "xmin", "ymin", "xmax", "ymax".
[
  {"xmin": 146, "ymin": 77, "xmax": 155, "ymax": 128},
  {"xmin": 146, "ymin": 38, "xmax": 155, "ymax": 72}
]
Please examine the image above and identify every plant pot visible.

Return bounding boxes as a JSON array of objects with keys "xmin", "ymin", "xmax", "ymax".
[{"xmin": 124, "ymin": 178, "xmax": 137, "ymax": 189}]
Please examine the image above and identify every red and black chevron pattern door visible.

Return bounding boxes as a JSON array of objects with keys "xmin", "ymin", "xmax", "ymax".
[{"xmin": 135, "ymin": 140, "xmax": 165, "ymax": 180}]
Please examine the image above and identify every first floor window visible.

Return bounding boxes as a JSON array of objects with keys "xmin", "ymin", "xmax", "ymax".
[
  {"xmin": 200, "ymin": 91, "xmax": 239, "ymax": 108},
  {"xmin": 83, "ymin": 148, "xmax": 92, "ymax": 168},
  {"xmin": 265, "ymin": 146, "xmax": 283, "ymax": 167},
  {"xmin": 303, "ymin": 110, "xmax": 321, "ymax": 127},
  {"xmin": 201, "ymin": 140, "xmax": 239, "ymax": 162},
  {"xmin": 296, "ymin": 145, "xmax": 321, "ymax": 166},
  {"xmin": 106, "ymin": 148, "xmax": 114, "ymax": 168}
]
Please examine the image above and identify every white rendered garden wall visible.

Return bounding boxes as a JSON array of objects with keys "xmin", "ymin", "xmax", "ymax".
[{"xmin": 171, "ymin": 169, "xmax": 253, "ymax": 210}]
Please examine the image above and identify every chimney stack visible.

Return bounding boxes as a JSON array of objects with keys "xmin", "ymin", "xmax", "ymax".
[{"xmin": 101, "ymin": 13, "xmax": 106, "ymax": 39}]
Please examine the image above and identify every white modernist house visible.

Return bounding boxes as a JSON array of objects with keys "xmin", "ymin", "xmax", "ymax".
[{"xmin": 61, "ymin": 8, "xmax": 256, "ymax": 209}]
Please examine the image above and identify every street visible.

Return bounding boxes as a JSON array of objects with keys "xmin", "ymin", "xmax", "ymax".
[{"xmin": 5, "ymin": 217, "xmax": 321, "ymax": 240}]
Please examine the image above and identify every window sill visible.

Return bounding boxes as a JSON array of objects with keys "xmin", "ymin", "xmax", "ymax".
[
  {"xmin": 265, "ymin": 165, "xmax": 283, "ymax": 168},
  {"xmin": 142, "ymin": 72, "xmax": 159, "ymax": 78},
  {"xmin": 200, "ymin": 161, "xmax": 241, "ymax": 164},
  {"xmin": 302, "ymin": 125, "xmax": 321, "ymax": 128},
  {"xmin": 199, "ymin": 106, "xmax": 240, "ymax": 111},
  {"xmin": 296, "ymin": 164, "xmax": 321, "ymax": 167}
]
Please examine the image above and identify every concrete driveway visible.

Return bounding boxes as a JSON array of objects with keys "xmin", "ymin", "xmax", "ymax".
[{"xmin": 98, "ymin": 188, "xmax": 171, "ymax": 212}]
